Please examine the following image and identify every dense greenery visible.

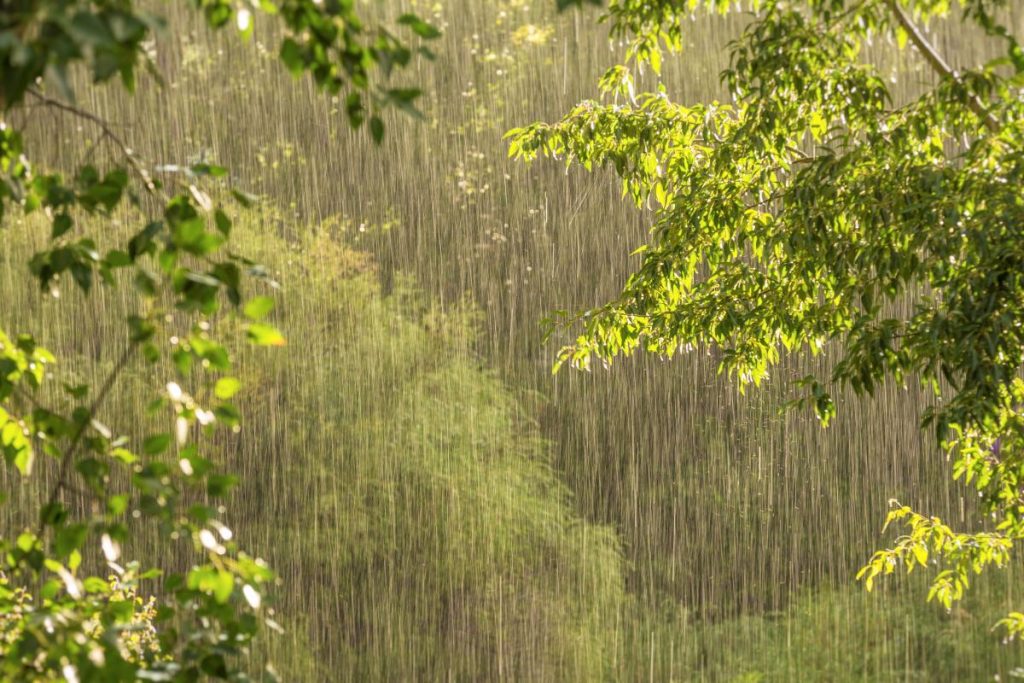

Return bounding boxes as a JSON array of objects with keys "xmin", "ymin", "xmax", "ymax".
[
  {"xmin": 511, "ymin": 0, "xmax": 1024, "ymax": 633},
  {"xmin": 233, "ymin": 219, "xmax": 627, "ymax": 679},
  {"xmin": 2, "ymin": 209, "xmax": 630, "ymax": 680},
  {"xmin": 0, "ymin": 0, "xmax": 436, "ymax": 678},
  {"xmin": 7, "ymin": 204, "xmax": 1023, "ymax": 681},
  {"xmin": 4, "ymin": 0, "xmax": 1024, "ymax": 678}
]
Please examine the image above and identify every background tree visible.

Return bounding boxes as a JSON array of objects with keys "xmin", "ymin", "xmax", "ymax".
[
  {"xmin": 512, "ymin": 0, "xmax": 1024, "ymax": 634},
  {"xmin": 0, "ymin": 0, "xmax": 437, "ymax": 679}
]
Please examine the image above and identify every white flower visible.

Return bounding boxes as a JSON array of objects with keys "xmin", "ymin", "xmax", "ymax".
[
  {"xmin": 175, "ymin": 416, "xmax": 189, "ymax": 446},
  {"xmin": 243, "ymin": 584, "xmax": 262, "ymax": 609},
  {"xmin": 167, "ymin": 382, "xmax": 184, "ymax": 402},
  {"xmin": 101, "ymin": 533, "xmax": 121, "ymax": 562}
]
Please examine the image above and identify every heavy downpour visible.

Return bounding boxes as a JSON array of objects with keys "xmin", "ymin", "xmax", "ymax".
[{"xmin": 2, "ymin": 0, "xmax": 1024, "ymax": 680}]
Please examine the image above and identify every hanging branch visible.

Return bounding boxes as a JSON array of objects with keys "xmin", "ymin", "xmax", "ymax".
[
  {"xmin": 26, "ymin": 88, "xmax": 160, "ymax": 193},
  {"xmin": 887, "ymin": 0, "xmax": 1000, "ymax": 132}
]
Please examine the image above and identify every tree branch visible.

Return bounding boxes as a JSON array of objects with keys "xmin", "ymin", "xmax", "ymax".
[
  {"xmin": 887, "ymin": 0, "xmax": 999, "ymax": 132},
  {"xmin": 36, "ymin": 341, "xmax": 137, "ymax": 539},
  {"xmin": 25, "ymin": 89, "xmax": 159, "ymax": 193}
]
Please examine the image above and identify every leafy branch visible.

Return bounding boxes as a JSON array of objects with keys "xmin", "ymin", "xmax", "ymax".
[
  {"xmin": 35, "ymin": 341, "xmax": 138, "ymax": 541},
  {"xmin": 521, "ymin": 0, "xmax": 1024, "ymax": 635},
  {"xmin": 0, "ymin": 0, "xmax": 441, "ymax": 678}
]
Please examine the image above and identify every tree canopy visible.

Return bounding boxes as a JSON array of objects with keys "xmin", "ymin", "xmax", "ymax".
[{"xmin": 510, "ymin": 0, "xmax": 1024, "ymax": 634}]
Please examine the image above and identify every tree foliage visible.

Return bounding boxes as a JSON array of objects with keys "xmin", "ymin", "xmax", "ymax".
[
  {"xmin": 514, "ymin": 0, "xmax": 1024, "ymax": 634},
  {"xmin": 0, "ymin": 0, "xmax": 437, "ymax": 679}
]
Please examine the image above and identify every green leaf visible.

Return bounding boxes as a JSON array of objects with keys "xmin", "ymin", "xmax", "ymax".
[
  {"xmin": 188, "ymin": 566, "xmax": 234, "ymax": 604},
  {"xmin": 111, "ymin": 448, "xmax": 137, "ymax": 464},
  {"xmin": 40, "ymin": 501, "xmax": 67, "ymax": 527},
  {"xmin": 246, "ymin": 322, "xmax": 286, "ymax": 347},
  {"xmin": 54, "ymin": 523, "xmax": 88, "ymax": 558},
  {"xmin": 143, "ymin": 433, "xmax": 171, "ymax": 455},
  {"xmin": 214, "ymin": 376, "xmax": 242, "ymax": 400},
  {"xmin": 104, "ymin": 249, "xmax": 132, "ymax": 268},
  {"xmin": 231, "ymin": 189, "xmax": 257, "ymax": 208},
  {"xmin": 207, "ymin": 473, "xmax": 238, "ymax": 497},
  {"xmin": 191, "ymin": 163, "xmax": 228, "ymax": 177},
  {"xmin": 83, "ymin": 577, "xmax": 111, "ymax": 594},
  {"xmin": 243, "ymin": 296, "xmax": 274, "ymax": 321},
  {"xmin": 201, "ymin": 653, "xmax": 229, "ymax": 677},
  {"xmin": 279, "ymin": 38, "xmax": 304, "ymax": 77},
  {"xmin": 52, "ymin": 213, "xmax": 73, "ymax": 239},
  {"xmin": 397, "ymin": 14, "xmax": 442, "ymax": 39},
  {"xmin": 370, "ymin": 116, "xmax": 385, "ymax": 144},
  {"xmin": 214, "ymin": 209, "xmax": 232, "ymax": 237},
  {"xmin": 386, "ymin": 88, "xmax": 424, "ymax": 118},
  {"xmin": 0, "ymin": 408, "xmax": 34, "ymax": 475}
]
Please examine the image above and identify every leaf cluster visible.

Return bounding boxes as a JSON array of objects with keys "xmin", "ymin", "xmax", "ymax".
[{"xmin": 511, "ymin": 0, "xmax": 1024, "ymax": 631}]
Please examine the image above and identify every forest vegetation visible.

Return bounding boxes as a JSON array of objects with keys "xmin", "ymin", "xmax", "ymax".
[{"xmin": 2, "ymin": 0, "xmax": 1024, "ymax": 680}]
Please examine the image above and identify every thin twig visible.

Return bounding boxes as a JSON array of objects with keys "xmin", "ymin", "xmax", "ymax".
[
  {"xmin": 78, "ymin": 129, "xmax": 113, "ymax": 169},
  {"xmin": 25, "ymin": 88, "xmax": 160, "ymax": 194},
  {"xmin": 36, "ymin": 342, "xmax": 137, "ymax": 539},
  {"xmin": 12, "ymin": 385, "xmax": 45, "ymax": 412},
  {"xmin": 887, "ymin": 0, "xmax": 1000, "ymax": 132}
]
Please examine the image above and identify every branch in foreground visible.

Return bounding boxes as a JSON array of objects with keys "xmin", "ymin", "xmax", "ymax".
[
  {"xmin": 26, "ymin": 89, "xmax": 159, "ymax": 193},
  {"xmin": 36, "ymin": 341, "xmax": 138, "ymax": 540}
]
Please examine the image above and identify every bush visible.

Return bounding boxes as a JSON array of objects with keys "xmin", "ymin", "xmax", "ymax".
[{"xmin": 234, "ymin": 217, "xmax": 627, "ymax": 680}]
